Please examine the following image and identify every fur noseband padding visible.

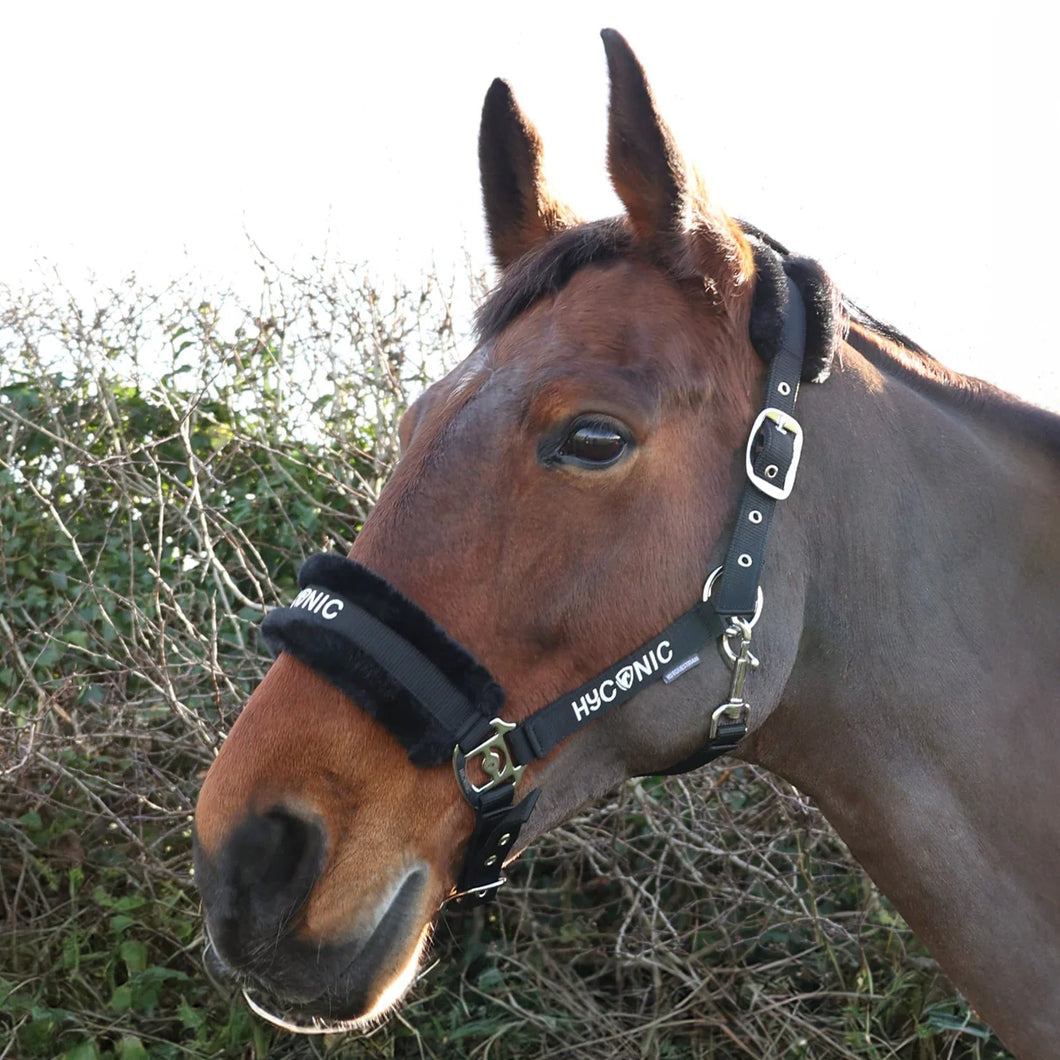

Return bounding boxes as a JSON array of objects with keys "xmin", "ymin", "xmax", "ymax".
[{"xmin": 260, "ymin": 553, "xmax": 505, "ymax": 767}]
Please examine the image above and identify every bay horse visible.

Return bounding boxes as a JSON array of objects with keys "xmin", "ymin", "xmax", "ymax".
[{"xmin": 193, "ymin": 30, "xmax": 1060, "ymax": 1056}]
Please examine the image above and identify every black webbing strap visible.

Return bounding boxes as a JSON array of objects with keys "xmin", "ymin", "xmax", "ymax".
[
  {"xmin": 454, "ymin": 786, "xmax": 540, "ymax": 898},
  {"xmin": 506, "ymin": 602, "xmax": 728, "ymax": 768},
  {"xmin": 714, "ymin": 275, "xmax": 806, "ymax": 617}
]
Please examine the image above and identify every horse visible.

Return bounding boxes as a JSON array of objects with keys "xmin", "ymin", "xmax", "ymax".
[{"xmin": 192, "ymin": 29, "xmax": 1060, "ymax": 1056}]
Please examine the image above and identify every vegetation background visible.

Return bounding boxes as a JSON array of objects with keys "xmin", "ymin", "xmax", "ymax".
[{"xmin": 1, "ymin": 259, "xmax": 1011, "ymax": 1058}]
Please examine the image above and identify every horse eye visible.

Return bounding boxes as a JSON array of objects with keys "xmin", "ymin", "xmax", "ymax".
[{"xmin": 557, "ymin": 420, "xmax": 629, "ymax": 468}]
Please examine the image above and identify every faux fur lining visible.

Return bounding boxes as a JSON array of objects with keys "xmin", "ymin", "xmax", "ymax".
[
  {"xmin": 260, "ymin": 554, "xmax": 505, "ymax": 767},
  {"xmin": 746, "ymin": 233, "xmax": 846, "ymax": 383}
]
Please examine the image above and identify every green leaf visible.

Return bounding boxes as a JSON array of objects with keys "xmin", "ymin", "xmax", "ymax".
[
  {"xmin": 110, "ymin": 914, "xmax": 135, "ymax": 935},
  {"xmin": 64, "ymin": 1041, "xmax": 99, "ymax": 1060},
  {"xmin": 111, "ymin": 895, "xmax": 146, "ymax": 913},
  {"xmin": 61, "ymin": 928, "xmax": 80, "ymax": 971},
  {"xmin": 178, "ymin": 997, "xmax": 205, "ymax": 1029},
  {"xmin": 80, "ymin": 684, "xmax": 106, "ymax": 706},
  {"xmin": 19, "ymin": 809, "xmax": 43, "ymax": 832},
  {"xmin": 120, "ymin": 939, "xmax": 148, "ymax": 975},
  {"xmin": 117, "ymin": 1037, "xmax": 149, "ymax": 1060},
  {"xmin": 476, "ymin": 967, "xmax": 504, "ymax": 992},
  {"xmin": 110, "ymin": 984, "xmax": 133, "ymax": 1012}
]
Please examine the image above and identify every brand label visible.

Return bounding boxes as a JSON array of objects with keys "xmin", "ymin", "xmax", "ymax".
[
  {"xmin": 571, "ymin": 640, "xmax": 673, "ymax": 723},
  {"xmin": 663, "ymin": 654, "xmax": 700, "ymax": 684},
  {"xmin": 291, "ymin": 587, "xmax": 345, "ymax": 621}
]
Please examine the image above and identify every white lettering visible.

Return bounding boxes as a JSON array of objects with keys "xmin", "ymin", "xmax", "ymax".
[
  {"xmin": 296, "ymin": 588, "xmax": 322, "ymax": 612},
  {"xmin": 571, "ymin": 639, "xmax": 678, "ymax": 724},
  {"xmin": 292, "ymin": 588, "xmax": 344, "ymax": 619}
]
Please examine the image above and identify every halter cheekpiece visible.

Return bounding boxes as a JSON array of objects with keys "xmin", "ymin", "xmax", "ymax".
[{"xmin": 261, "ymin": 249, "xmax": 813, "ymax": 904}]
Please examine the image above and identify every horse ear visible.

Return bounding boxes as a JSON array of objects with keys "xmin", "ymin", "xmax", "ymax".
[
  {"xmin": 601, "ymin": 29, "xmax": 751, "ymax": 293},
  {"xmin": 479, "ymin": 78, "xmax": 578, "ymax": 271}
]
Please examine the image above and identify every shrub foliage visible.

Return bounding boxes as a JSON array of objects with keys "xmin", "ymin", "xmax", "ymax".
[{"xmin": 0, "ymin": 263, "xmax": 1008, "ymax": 1058}]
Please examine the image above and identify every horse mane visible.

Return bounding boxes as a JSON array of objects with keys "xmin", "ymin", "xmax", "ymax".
[
  {"xmin": 844, "ymin": 320, "xmax": 1060, "ymax": 452},
  {"xmin": 474, "ymin": 218, "xmax": 1060, "ymax": 451}
]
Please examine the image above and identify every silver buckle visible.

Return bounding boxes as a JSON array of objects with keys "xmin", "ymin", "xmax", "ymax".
[
  {"xmin": 444, "ymin": 876, "xmax": 508, "ymax": 906},
  {"xmin": 745, "ymin": 407, "xmax": 803, "ymax": 500},
  {"xmin": 453, "ymin": 717, "xmax": 524, "ymax": 797}
]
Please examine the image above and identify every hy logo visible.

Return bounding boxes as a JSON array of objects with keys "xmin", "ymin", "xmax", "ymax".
[
  {"xmin": 571, "ymin": 640, "xmax": 674, "ymax": 723},
  {"xmin": 291, "ymin": 587, "xmax": 345, "ymax": 621}
]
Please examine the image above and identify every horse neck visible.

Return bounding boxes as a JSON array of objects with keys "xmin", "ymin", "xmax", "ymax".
[
  {"xmin": 785, "ymin": 324, "xmax": 1060, "ymax": 706},
  {"xmin": 749, "ymin": 325, "xmax": 1060, "ymax": 1051}
]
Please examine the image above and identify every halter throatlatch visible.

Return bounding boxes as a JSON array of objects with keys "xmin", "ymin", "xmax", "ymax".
[{"xmin": 260, "ymin": 264, "xmax": 811, "ymax": 903}]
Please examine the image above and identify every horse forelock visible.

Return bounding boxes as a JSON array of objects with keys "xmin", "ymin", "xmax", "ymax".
[
  {"xmin": 475, "ymin": 219, "xmax": 632, "ymax": 342},
  {"xmin": 474, "ymin": 216, "xmax": 855, "ymax": 399}
]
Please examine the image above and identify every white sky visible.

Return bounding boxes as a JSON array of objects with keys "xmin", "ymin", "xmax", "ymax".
[{"xmin": 3, "ymin": 3, "xmax": 1057, "ymax": 408}]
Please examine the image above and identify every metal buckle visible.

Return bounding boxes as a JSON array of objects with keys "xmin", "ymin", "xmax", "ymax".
[
  {"xmin": 702, "ymin": 566, "xmax": 764, "ymax": 629},
  {"xmin": 745, "ymin": 407, "xmax": 803, "ymax": 500},
  {"xmin": 453, "ymin": 717, "xmax": 524, "ymax": 797},
  {"xmin": 444, "ymin": 876, "xmax": 508, "ymax": 906}
]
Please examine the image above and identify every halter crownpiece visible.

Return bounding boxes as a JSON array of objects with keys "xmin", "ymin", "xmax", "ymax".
[{"xmin": 261, "ymin": 259, "xmax": 817, "ymax": 903}]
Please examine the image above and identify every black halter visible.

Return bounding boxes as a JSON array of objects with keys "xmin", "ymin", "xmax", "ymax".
[{"xmin": 261, "ymin": 261, "xmax": 810, "ymax": 903}]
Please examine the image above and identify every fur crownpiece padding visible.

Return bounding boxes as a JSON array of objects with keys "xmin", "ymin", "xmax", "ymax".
[
  {"xmin": 747, "ymin": 238, "xmax": 846, "ymax": 383},
  {"xmin": 260, "ymin": 553, "xmax": 505, "ymax": 767}
]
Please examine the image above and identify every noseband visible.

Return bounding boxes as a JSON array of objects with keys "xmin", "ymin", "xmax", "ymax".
[{"xmin": 261, "ymin": 255, "xmax": 812, "ymax": 903}]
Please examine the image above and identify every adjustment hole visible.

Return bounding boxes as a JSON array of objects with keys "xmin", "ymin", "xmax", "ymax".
[
  {"xmin": 748, "ymin": 510, "xmax": 763, "ymax": 524},
  {"xmin": 484, "ymin": 854, "xmax": 498, "ymax": 867},
  {"xmin": 738, "ymin": 554, "xmax": 753, "ymax": 568},
  {"xmin": 777, "ymin": 381, "xmax": 792, "ymax": 396},
  {"xmin": 765, "ymin": 465, "xmax": 779, "ymax": 479}
]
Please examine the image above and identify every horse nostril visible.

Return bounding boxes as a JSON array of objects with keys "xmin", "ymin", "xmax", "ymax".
[{"xmin": 225, "ymin": 808, "xmax": 326, "ymax": 927}]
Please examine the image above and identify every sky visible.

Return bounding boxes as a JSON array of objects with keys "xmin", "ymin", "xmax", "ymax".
[{"xmin": 3, "ymin": 3, "xmax": 1057, "ymax": 408}]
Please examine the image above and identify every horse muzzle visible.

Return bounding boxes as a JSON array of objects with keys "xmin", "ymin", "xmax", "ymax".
[{"xmin": 193, "ymin": 809, "xmax": 432, "ymax": 1029}]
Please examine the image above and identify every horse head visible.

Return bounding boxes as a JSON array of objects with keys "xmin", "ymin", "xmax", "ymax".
[{"xmin": 192, "ymin": 29, "xmax": 842, "ymax": 1029}]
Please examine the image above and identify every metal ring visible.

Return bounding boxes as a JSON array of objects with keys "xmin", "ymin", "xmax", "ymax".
[
  {"xmin": 748, "ymin": 510, "xmax": 763, "ymax": 524},
  {"xmin": 764, "ymin": 465, "xmax": 779, "ymax": 480},
  {"xmin": 737, "ymin": 554, "xmax": 753, "ymax": 567},
  {"xmin": 777, "ymin": 381, "xmax": 792, "ymax": 396},
  {"xmin": 701, "ymin": 566, "xmax": 764, "ymax": 628}
]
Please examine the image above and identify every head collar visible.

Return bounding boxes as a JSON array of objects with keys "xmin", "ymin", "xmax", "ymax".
[{"xmin": 261, "ymin": 263, "xmax": 812, "ymax": 903}]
